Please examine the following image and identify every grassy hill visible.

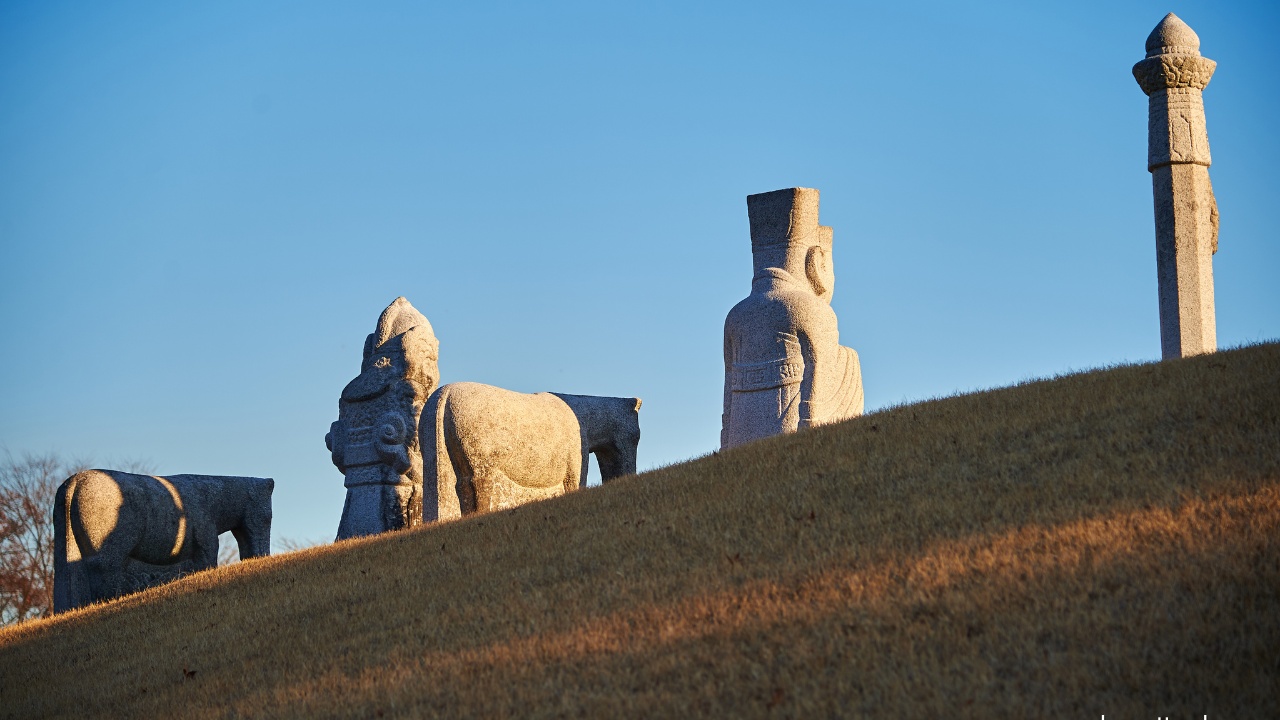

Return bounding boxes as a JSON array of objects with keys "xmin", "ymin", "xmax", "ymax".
[{"xmin": 2, "ymin": 343, "xmax": 1278, "ymax": 718}]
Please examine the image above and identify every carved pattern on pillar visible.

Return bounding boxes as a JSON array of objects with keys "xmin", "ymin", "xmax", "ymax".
[{"xmin": 1132, "ymin": 55, "xmax": 1216, "ymax": 94}]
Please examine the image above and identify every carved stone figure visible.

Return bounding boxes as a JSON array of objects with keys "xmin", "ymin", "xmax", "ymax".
[
  {"xmin": 1133, "ymin": 13, "xmax": 1219, "ymax": 359},
  {"xmin": 721, "ymin": 187, "xmax": 863, "ymax": 449},
  {"xmin": 327, "ymin": 297, "xmax": 440, "ymax": 540},
  {"xmin": 53, "ymin": 470, "xmax": 273, "ymax": 613},
  {"xmin": 421, "ymin": 383, "xmax": 642, "ymax": 520}
]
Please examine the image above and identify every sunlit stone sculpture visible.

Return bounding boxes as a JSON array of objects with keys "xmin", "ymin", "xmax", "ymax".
[
  {"xmin": 1133, "ymin": 13, "xmax": 1220, "ymax": 359},
  {"xmin": 421, "ymin": 382, "xmax": 642, "ymax": 520},
  {"xmin": 53, "ymin": 470, "xmax": 273, "ymax": 612},
  {"xmin": 721, "ymin": 187, "xmax": 863, "ymax": 449},
  {"xmin": 327, "ymin": 297, "xmax": 440, "ymax": 539}
]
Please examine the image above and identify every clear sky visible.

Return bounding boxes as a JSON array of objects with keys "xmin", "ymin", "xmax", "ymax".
[{"xmin": 2, "ymin": 1, "xmax": 1276, "ymax": 547}]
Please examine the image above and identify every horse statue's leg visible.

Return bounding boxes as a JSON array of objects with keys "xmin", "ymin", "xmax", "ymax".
[
  {"xmin": 454, "ymin": 469, "xmax": 478, "ymax": 515},
  {"xmin": 182, "ymin": 513, "xmax": 220, "ymax": 572},
  {"xmin": 576, "ymin": 446, "xmax": 591, "ymax": 490},
  {"xmin": 232, "ymin": 524, "xmax": 270, "ymax": 560},
  {"xmin": 471, "ymin": 469, "xmax": 507, "ymax": 514},
  {"xmin": 569, "ymin": 451, "xmax": 586, "ymax": 494},
  {"xmin": 423, "ymin": 384, "xmax": 466, "ymax": 522}
]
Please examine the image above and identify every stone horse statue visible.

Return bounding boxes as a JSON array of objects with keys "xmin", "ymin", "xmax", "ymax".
[
  {"xmin": 421, "ymin": 382, "xmax": 641, "ymax": 521},
  {"xmin": 53, "ymin": 470, "xmax": 273, "ymax": 612}
]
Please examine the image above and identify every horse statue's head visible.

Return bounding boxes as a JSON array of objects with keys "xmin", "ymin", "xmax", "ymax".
[{"xmin": 552, "ymin": 393, "xmax": 643, "ymax": 482}]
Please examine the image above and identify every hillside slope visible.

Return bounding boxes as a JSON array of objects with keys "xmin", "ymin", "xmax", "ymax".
[{"xmin": 2, "ymin": 344, "xmax": 1278, "ymax": 718}]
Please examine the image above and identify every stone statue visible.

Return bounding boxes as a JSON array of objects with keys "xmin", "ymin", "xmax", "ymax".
[
  {"xmin": 327, "ymin": 297, "xmax": 440, "ymax": 539},
  {"xmin": 421, "ymin": 382, "xmax": 642, "ymax": 520},
  {"xmin": 53, "ymin": 470, "xmax": 273, "ymax": 613},
  {"xmin": 721, "ymin": 187, "xmax": 863, "ymax": 449},
  {"xmin": 1133, "ymin": 13, "xmax": 1220, "ymax": 359}
]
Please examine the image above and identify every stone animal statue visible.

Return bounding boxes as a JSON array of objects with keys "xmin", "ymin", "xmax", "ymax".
[
  {"xmin": 326, "ymin": 297, "xmax": 440, "ymax": 540},
  {"xmin": 53, "ymin": 470, "xmax": 273, "ymax": 612},
  {"xmin": 421, "ymin": 382, "xmax": 642, "ymax": 521},
  {"xmin": 722, "ymin": 187, "xmax": 863, "ymax": 449}
]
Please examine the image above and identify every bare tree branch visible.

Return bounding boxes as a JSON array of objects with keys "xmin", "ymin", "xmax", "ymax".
[{"xmin": 0, "ymin": 452, "xmax": 66, "ymax": 625}]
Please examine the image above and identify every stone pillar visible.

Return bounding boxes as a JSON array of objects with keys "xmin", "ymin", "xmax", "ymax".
[{"xmin": 1133, "ymin": 13, "xmax": 1220, "ymax": 359}]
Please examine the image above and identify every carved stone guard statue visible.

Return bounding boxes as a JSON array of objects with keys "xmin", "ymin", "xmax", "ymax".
[
  {"xmin": 327, "ymin": 297, "xmax": 440, "ymax": 539},
  {"xmin": 721, "ymin": 187, "xmax": 863, "ymax": 449}
]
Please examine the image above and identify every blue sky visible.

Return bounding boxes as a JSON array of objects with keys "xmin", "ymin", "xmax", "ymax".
[{"xmin": 2, "ymin": 1, "xmax": 1276, "ymax": 546}]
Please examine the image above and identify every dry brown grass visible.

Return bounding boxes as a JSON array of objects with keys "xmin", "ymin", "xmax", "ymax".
[{"xmin": 2, "ymin": 343, "xmax": 1278, "ymax": 718}]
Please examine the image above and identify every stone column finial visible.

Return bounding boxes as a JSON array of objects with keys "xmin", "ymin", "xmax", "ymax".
[{"xmin": 1133, "ymin": 13, "xmax": 1220, "ymax": 359}]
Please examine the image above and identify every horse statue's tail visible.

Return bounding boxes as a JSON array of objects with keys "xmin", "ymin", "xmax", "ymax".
[
  {"xmin": 52, "ymin": 474, "xmax": 83, "ymax": 613},
  {"xmin": 422, "ymin": 384, "xmax": 462, "ymax": 522}
]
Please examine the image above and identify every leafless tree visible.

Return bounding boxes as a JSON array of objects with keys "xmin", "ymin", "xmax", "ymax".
[{"xmin": 0, "ymin": 453, "xmax": 75, "ymax": 625}]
